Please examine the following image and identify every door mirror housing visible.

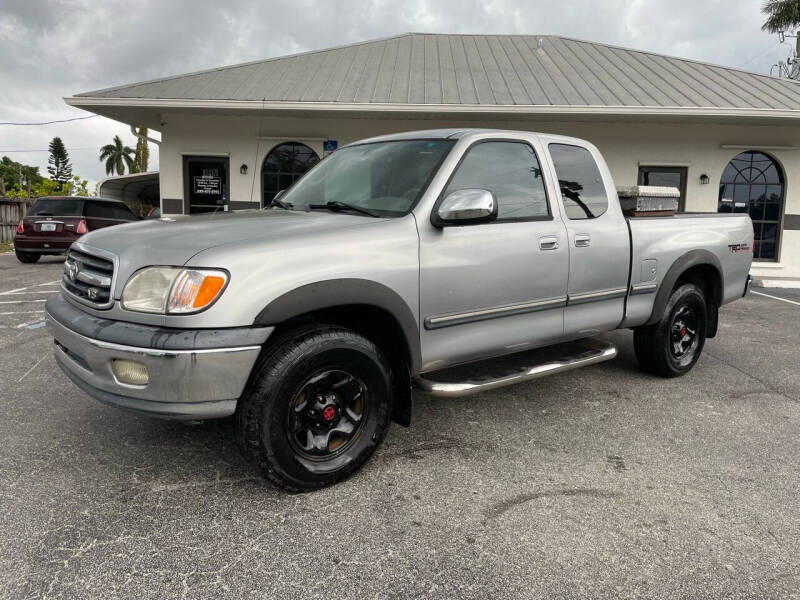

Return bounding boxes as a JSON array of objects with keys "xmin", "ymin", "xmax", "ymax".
[
  {"xmin": 274, "ymin": 189, "xmax": 286, "ymax": 200},
  {"xmin": 433, "ymin": 189, "xmax": 498, "ymax": 227}
]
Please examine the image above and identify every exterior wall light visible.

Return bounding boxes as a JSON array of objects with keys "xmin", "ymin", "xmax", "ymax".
[
  {"xmin": 240, "ymin": 164, "xmax": 248, "ymax": 175},
  {"xmin": 699, "ymin": 174, "xmax": 709, "ymax": 185}
]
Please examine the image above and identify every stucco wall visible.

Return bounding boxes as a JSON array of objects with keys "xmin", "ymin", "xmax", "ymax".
[{"xmin": 158, "ymin": 112, "xmax": 800, "ymax": 279}]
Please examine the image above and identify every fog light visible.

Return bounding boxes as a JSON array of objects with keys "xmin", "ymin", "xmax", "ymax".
[{"xmin": 111, "ymin": 359, "xmax": 149, "ymax": 385}]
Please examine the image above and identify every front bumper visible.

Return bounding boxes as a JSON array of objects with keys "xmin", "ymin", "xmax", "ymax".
[{"xmin": 46, "ymin": 294, "xmax": 272, "ymax": 419}]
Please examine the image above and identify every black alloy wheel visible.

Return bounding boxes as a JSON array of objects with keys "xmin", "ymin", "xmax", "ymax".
[{"xmin": 287, "ymin": 369, "xmax": 367, "ymax": 459}]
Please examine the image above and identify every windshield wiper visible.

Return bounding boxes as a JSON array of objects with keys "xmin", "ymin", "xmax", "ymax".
[
  {"xmin": 267, "ymin": 197, "xmax": 293, "ymax": 210},
  {"xmin": 308, "ymin": 201, "xmax": 379, "ymax": 218}
]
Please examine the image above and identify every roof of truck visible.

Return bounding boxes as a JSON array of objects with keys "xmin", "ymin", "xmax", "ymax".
[{"xmin": 348, "ymin": 128, "xmax": 588, "ymax": 146}]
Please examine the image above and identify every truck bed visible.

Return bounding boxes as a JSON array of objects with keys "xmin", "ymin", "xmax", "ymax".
[{"xmin": 623, "ymin": 212, "xmax": 753, "ymax": 328}]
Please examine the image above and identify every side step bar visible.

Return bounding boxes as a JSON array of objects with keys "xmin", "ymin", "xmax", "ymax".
[{"xmin": 412, "ymin": 339, "xmax": 617, "ymax": 398}]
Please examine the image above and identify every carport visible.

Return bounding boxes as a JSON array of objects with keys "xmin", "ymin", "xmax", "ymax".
[{"xmin": 97, "ymin": 171, "xmax": 159, "ymax": 214}]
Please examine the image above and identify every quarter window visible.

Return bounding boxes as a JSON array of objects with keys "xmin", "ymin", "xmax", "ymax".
[
  {"xmin": 444, "ymin": 141, "xmax": 550, "ymax": 220},
  {"xmin": 549, "ymin": 143, "xmax": 608, "ymax": 220}
]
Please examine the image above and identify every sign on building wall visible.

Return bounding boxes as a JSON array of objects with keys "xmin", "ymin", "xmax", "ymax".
[{"xmin": 323, "ymin": 140, "xmax": 338, "ymax": 157}]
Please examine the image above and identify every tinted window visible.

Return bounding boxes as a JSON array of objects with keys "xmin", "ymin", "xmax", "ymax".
[
  {"xmin": 29, "ymin": 198, "xmax": 82, "ymax": 216},
  {"xmin": 549, "ymin": 144, "xmax": 608, "ymax": 219},
  {"xmin": 110, "ymin": 204, "xmax": 136, "ymax": 220},
  {"xmin": 84, "ymin": 201, "xmax": 114, "ymax": 218},
  {"xmin": 444, "ymin": 141, "xmax": 549, "ymax": 220}
]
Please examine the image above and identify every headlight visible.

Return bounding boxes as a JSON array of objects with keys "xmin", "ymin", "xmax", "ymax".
[{"xmin": 121, "ymin": 267, "xmax": 228, "ymax": 314}]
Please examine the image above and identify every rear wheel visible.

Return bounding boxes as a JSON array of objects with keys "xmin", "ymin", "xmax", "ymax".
[
  {"xmin": 634, "ymin": 283, "xmax": 707, "ymax": 378},
  {"xmin": 15, "ymin": 249, "xmax": 40, "ymax": 264},
  {"xmin": 236, "ymin": 325, "xmax": 393, "ymax": 491}
]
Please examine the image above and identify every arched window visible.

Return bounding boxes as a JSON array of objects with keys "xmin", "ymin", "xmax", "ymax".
[
  {"xmin": 262, "ymin": 142, "xmax": 320, "ymax": 206},
  {"xmin": 718, "ymin": 151, "xmax": 784, "ymax": 261}
]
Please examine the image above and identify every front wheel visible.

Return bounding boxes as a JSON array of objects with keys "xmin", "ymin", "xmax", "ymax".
[
  {"xmin": 236, "ymin": 326, "xmax": 393, "ymax": 491},
  {"xmin": 634, "ymin": 283, "xmax": 708, "ymax": 378}
]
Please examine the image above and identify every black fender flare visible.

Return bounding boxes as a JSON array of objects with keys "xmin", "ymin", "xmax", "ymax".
[
  {"xmin": 254, "ymin": 278, "xmax": 422, "ymax": 373},
  {"xmin": 645, "ymin": 250, "xmax": 723, "ymax": 327}
]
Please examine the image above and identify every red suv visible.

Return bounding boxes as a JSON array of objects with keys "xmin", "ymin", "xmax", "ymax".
[{"xmin": 14, "ymin": 196, "xmax": 138, "ymax": 263}]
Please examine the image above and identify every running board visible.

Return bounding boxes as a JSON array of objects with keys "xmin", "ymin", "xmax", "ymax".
[{"xmin": 412, "ymin": 339, "xmax": 617, "ymax": 398}]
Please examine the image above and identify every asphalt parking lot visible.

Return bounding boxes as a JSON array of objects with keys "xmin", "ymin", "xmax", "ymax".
[{"xmin": 1, "ymin": 253, "xmax": 798, "ymax": 599}]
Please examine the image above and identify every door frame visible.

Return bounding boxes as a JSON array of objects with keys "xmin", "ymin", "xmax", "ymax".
[
  {"xmin": 182, "ymin": 155, "xmax": 230, "ymax": 215},
  {"xmin": 638, "ymin": 165, "xmax": 688, "ymax": 212}
]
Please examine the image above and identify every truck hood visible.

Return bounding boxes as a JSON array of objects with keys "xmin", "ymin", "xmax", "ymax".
[
  {"xmin": 81, "ymin": 209, "xmax": 380, "ymax": 262},
  {"xmin": 78, "ymin": 209, "xmax": 383, "ymax": 285}
]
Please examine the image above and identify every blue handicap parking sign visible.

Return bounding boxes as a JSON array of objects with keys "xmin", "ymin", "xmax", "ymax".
[{"xmin": 323, "ymin": 140, "xmax": 338, "ymax": 152}]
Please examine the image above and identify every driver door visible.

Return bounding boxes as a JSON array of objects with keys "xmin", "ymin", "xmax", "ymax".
[{"xmin": 417, "ymin": 138, "xmax": 569, "ymax": 372}]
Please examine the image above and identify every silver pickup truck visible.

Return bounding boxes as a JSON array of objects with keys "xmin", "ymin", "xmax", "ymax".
[{"xmin": 46, "ymin": 129, "xmax": 753, "ymax": 491}]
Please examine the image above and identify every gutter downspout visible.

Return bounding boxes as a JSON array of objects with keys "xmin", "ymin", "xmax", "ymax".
[{"xmin": 130, "ymin": 125, "xmax": 161, "ymax": 146}]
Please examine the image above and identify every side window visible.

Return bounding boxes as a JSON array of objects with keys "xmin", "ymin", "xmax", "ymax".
[
  {"xmin": 444, "ymin": 141, "xmax": 550, "ymax": 221},
  {"xmin": 110, "ymin": 204, "xmax": 135, "ymax": 220},
  {"xmin": 83, "ymin": 201, "xmax": 111, "ymax": 218},
  {"xmin": 549, "ymin": 143, "xmax": 608, "ymax": 220}
]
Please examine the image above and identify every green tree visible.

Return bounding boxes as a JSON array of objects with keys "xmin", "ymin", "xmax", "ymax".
[
  {"xmin": 99, "ymin": 135, "xmax": 134, "ymax": 176},
  {"xmin": 1, "ymin": 156, "xmax": 44, "ymax": 195},
  {"xmin": 47, "ymin": 137, "xmax": 73, "ymax": 190},
  {"xmin": 69, "ymin": 175, "xmax": 89, "ymax": 196},
  {"xmin": 132, "ymin": 127, "xmax": 150, "ymax": 173},
  {"xmin": 762, "ymin": 0, "xmax": 800, "ymax": 55}
]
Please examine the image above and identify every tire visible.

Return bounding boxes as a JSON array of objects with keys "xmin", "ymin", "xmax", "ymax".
[
  {"xmin": 236, "ymin": 325, "xmax": 393, "ymax": 492},
  {"xmin": 15, "ymin": 249, "xmax": 40, "ymax": 264},
  {"xmin": 634, "ymin": 283, "xmax": 707, "ymax": 378}
]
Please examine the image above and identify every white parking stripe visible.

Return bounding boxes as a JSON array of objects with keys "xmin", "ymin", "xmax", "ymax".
[
  {"xmin": 0, "ymin": 291, "xmax": 58, "ymax": 295},
  {"xmin": 0, "ymin": 311, "xmax": 45, "ymax": 315},
  {"xmin": 0, "ymin": 299, "xmax": 47, "ymax": 304},
  {"xmin": 752, "ymin": 290, "xmax": 800, "ymax": 307}
]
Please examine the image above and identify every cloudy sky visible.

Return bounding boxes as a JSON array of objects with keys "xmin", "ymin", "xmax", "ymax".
[{"xmin": 0, "ymin": 0, "xmax": 790, "ymax": 186}]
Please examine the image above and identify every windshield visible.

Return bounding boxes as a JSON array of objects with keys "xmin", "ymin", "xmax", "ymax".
[
  {"xmin": 280, "ymin": 139, "xmax": 455, "ymax": 217},
  {"xmin": 29, "ymin": 198, "xmax": 83, "ymax": 216}
]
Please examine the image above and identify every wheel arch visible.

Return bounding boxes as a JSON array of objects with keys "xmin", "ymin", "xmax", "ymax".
[
  {"xmin": 254, "ymin": 279, "xmax": 420, "ymax": 426},
  {"xmin": 645, "ymin": 250, "xmax": 723, "ymax": 336}
]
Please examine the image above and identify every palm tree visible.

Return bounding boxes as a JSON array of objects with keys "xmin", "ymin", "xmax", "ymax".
[
  {"xmin": 763, "ymin": 0, "xmax": 800, "ymax": 57},
  {"xmin": 99, "ymin": 135, "xmax": 135, "ymax": 176},
  {"xmin": 762, "ymin": 0, "xmax": 800, "ymax": 33}
]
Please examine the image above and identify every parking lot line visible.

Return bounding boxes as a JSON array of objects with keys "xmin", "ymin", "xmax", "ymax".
[
  {"xmin": 752, "ymin": 290, "xmax": 800, "ymax": 307},
  {"xmin": 0, "ymin": 299, "xmax": 47, "ymax": 304}
]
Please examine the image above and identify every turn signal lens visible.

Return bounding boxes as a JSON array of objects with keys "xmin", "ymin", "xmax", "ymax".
[
  {"xmin": 76, "ymin": 219, "xmax": 88, "ymax": 235},
  {"xmin": 16, "ymin": 220, "xmax": 24, "ymax": 234},
  {"xmin": 167, "ymin": 269, "xmax": 228, "ymax": 313}
]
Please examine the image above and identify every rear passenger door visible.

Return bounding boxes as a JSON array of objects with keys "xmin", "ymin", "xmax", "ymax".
[
  {"xmin": 546, "ymin": 142, "xmax": 630, "ymax": 337},
  {"xmin": 418, "ymin": 138, "xmax": 569, "ymax": 371}
]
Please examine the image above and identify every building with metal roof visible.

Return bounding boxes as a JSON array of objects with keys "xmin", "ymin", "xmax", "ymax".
[{"xmin": 66, "ymin": 33, "xmax": 800, "ymax": 283}]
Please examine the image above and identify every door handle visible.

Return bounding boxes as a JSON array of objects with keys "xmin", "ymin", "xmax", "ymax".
[
  {"xmin": 539, "ymin": 236, "xmax": 559, "ymax": 251},
  {"xmin": 574, "ymin": 234, "xmax": 591, "ymax": 247}
]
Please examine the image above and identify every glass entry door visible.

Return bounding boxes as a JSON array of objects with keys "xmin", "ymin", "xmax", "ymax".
[
  {"xmin": 638, "ymin": 166, "xmax": 687, "ymax": 212},
  {"xmin": 183, "ymin": 156, "xmax": 229, "ymax": 214}
]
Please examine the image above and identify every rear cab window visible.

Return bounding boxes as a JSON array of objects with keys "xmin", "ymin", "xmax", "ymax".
[
  {"xmin": 548, "ymin": 143, "xmax": 608, "ymax": 220},
  {"xmin": 29, "ymin": 198, "xmax": 83, "ymax": 217},
  {"xmin": 444, "ymin": 140, "xmax": 550, "ymax": 221}
]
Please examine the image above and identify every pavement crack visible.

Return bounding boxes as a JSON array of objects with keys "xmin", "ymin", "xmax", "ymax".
[
  {"xmin": 485, "ymin": 487, "xmax": 621, "ymax": 520},
  {"xmin": 705, "ymin": 350, "xmax": 798, "ymax": 404}
]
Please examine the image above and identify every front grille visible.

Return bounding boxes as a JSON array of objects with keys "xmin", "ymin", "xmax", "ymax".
[{"xmin": 62, "ymin": 245, "xmax": 116, "ymax": 308}]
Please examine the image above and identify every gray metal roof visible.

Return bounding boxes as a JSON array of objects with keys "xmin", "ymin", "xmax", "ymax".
[{"xmin": 76, "ymin": 33, "xmax": 800, "ymax": 111}]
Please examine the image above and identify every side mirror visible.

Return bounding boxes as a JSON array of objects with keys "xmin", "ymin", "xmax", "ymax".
[
  {"xmin": 433, "ymin": 188, "xmax": 497, "ymax": 227},
  {"xmin": 274, "ymin": 189, "xmax": 286, "ymax": 200}
]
